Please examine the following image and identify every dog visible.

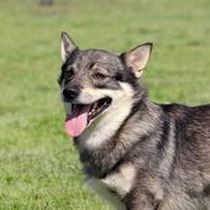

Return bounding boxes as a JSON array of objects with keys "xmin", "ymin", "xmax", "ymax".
[{"xmin": 58, "ymin": 32, "xmax": 210, "ymax": 210}]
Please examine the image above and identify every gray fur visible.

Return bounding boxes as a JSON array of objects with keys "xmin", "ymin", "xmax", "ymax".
[{"xmin": 59, "ymin": 32, "xmax": 210, "ymax": 210}]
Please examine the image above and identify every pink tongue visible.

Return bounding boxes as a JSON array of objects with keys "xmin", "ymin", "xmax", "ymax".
[{"xmin": 65, "ymin": 105, "xmax": 91, "ymax": 137}]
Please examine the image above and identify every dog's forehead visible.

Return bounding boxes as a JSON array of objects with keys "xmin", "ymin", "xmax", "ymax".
[{"xmin": 74, "ymin": 49, "xmax": 121, "ymax": 68}]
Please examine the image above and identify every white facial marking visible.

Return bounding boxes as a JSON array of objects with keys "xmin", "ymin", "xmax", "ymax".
[{"xmin": 78, "ymin": 82, "xmax": 134, "ymax": 149}]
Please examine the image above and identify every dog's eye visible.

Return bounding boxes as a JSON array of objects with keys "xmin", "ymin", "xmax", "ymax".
[{"xmin": 94, "ymin": 72, "xmax": 108, "ymax": 80}]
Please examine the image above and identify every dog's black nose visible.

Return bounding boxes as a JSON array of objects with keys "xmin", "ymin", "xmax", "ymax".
[{"xmin": 63, "ymin": 86, "xmax": 80, "ymax": 101}]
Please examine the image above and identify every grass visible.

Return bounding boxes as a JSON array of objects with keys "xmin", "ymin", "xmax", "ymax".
[{"xmin": 0, "ymin": 0, "xmax": 210, "ymax": 209}]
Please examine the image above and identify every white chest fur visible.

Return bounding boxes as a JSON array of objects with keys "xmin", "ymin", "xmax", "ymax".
[{"xmin": 86, "ymin": 163, "xmax": 136, "ymax": 210}]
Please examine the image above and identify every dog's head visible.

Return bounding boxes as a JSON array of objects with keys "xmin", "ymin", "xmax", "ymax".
[{"xmin": 58, "ymin": 32, "xmax": 152, "ymax": 138}]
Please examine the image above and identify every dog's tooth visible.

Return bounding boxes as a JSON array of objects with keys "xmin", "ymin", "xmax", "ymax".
[{"xmin": 93, "ymin": 102, "xmax": 98, "ymax": 110}]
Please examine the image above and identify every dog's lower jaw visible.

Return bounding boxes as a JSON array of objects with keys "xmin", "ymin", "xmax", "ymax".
[
  {"xmin": 77, "ymin": 98, "xmax": 134, "ymax": 150},
  {"xmin": 75, "ymin": 82, "xmax": 135, "ymax": 150}
]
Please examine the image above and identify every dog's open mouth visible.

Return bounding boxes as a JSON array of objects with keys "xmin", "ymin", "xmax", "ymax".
[{"xmin": 65, "ymin": 97, "xmax": 112, "ymax": 137}]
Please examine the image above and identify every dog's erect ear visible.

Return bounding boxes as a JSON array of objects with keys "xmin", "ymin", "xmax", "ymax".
[
  {"xmin": 61, "ymin": 32, "xmax": 77, "ymax": 63},
  {"xmin": 122, "ymin": 43, "xmax": 153, "ymax": 78}
]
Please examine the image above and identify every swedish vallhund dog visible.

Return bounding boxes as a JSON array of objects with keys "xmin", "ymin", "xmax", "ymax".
[{"xmin": 58, "ymin": 32, "xmax": 210, "ymax": 210}]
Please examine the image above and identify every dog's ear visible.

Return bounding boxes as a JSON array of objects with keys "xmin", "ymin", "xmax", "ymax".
[
  {"xmin": 121, "ymin": 43, "xmax": 153, "ymax": 78},
  {"xmin": 61, "ymin": 32, "xmax": 77, "ymax": 63}
]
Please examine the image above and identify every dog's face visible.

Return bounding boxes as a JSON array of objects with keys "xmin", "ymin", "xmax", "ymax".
[{"xmin": 58, "ymin": 32, "xmax": 152, "ymax": 138}]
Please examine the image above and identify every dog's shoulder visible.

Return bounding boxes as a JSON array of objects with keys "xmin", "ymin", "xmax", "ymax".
[
  {"xmin": 160, "ymin": 103, "xmax": 190, "ymax": 116},
  {"xmin": 160, "ymin": 103, "xmax": 210, "ymax": 120}
]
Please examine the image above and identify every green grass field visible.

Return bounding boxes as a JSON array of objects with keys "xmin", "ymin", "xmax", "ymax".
[{"xmin": 1, "ymin": 0, "xmax": 210, "ymax": 209}]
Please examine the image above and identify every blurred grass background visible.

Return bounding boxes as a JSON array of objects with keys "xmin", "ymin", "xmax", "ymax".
[{"xmin": 0, "ymin": 0, "xmax": 210, "ymax": 209}]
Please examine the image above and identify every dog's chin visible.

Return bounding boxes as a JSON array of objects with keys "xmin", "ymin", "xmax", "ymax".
[{"xmin": 65, "ymin": 97, "xmax": 112, "ymax": 137}]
